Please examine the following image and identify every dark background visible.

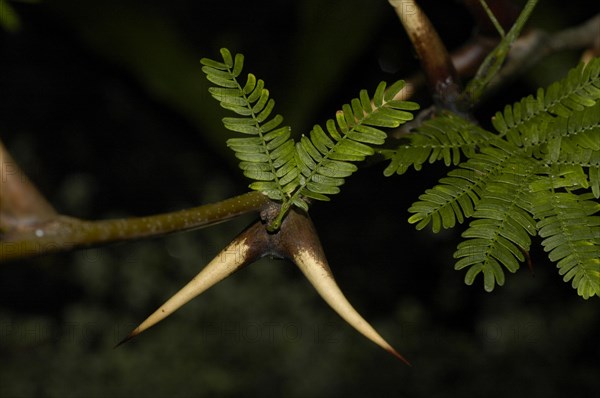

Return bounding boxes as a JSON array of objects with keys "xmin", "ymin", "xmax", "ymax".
[{"xmin": 1, "ymin": 1, "xmax": 598, "ymax": 397}]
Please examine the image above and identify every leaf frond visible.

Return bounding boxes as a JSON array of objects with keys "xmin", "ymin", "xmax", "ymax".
[
  {"xmin": 384, "ymin": 112, "xmax": 499, "ymax": 176},
  {"xmin": 407, "ymin": 141, "xmax": 517, "ymax": 232},
  {"xmin": 530, "ymin": 184, "xmax": 600, "ymax": 299},
  {"xmin": 294, "ymin": 81, "xmax": 419, "ymax": 204},
  {"xmin": 398, "ymin": 57, "xmax": 600, "ymax": 297},
  {"xmin": 453, "ymin": 158, "xmax": 538, "ymax": 292},
  {"xmin": 540, "ymin": 102, "xmax": 600, "ymax": 198},
  {"xmin": 201, "ymin": 49, "xmax": 299, "ymax": 201},
  {"xmin": 492, "ymin": 57, "xmax": 600, "ymax": 147}
]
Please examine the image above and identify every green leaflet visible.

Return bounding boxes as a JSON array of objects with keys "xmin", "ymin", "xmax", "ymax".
[
  {"xmin": 530, "ymin": 188, "xmax": 600, "ymax": 299},
  {"xmin": 201, "ymin": 49, "xmax": 298, "ymax": 202},
  {"xmin": 407, "ymin": 144, "xmax": 513, "ymax": 232},
  {"xmin": 201, "ymin": 48, "xmax": 419, "ymax": 230},
  {"xmin": 454, "ymin": 158, "xmax": 538, "ymax": 292},
  {"xmin": 394, "ymin": 57, "xmax": 600, "ymax": 298},
  {"xmin": 293, "ymin": 81, "xmax": 418, "ymax": 205},
  {"xmin": 383, "ymin": 111, "xmax": 499, "ymax": 176},
  {"xmin": 491, "ymin": 57, "xmax": 600, "ymax": 146}
]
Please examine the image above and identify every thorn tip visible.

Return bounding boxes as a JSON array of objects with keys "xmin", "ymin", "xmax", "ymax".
[
  {"xmin": 387, "ymin": 347, "xmax": 412, "ymax": 366},
  {"xmin": 113, "ymin": 335, "xmax": 132, "ymax": 349}
]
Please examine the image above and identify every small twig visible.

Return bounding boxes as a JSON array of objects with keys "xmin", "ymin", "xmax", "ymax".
[
  {"xmin": 462, "ymin": 0, "xmax": 539, "ymax": 105},
  {"xmin": 463, "ymin": 0, "xmax": 520, "ymax": 37},
  {"xmin": 0, "ymin": 191, "xmax": 269, "ymax": 262},
  {"xmin": 478, "ymin": 0, "xmax": 505, "ymax": 37},
  {"xmin": 485, "ymin": 13, "xmax": 600, "ymax": 98}
]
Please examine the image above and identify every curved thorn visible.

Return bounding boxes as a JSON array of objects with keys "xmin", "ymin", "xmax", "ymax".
[
  {"xmin": 293, "ymin": 250, "xmax": 410, "ymax": 365},
  {"xmin": 116, "ymin": 221, "xmax": 267, "ymax": 347},
  {"xmin": 281, "ymin": 210, "xmax": 410, "ymax": 365}
]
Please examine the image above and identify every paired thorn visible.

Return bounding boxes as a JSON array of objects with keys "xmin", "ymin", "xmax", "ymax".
[
  {"xmin": 117, "ymin": 205, "xmax": 409, "ymax": 364},
  {"xmin": 115, "ymin": 221, "xmax": 266, "ymax": 347}
]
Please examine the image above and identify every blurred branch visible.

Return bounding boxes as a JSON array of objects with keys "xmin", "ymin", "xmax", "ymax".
[{"xmin": 0, "ymin": 140, "xmax": 57, "ymax": 232}]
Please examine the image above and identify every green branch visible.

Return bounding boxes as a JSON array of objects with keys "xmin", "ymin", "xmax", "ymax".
[
  {"xmin": 462, "ymin": 0, "xmax": 538, "ymax": 105},
  {"xmin": 0, "ymin": 191, "xmax": 269, "ymax": 262}
]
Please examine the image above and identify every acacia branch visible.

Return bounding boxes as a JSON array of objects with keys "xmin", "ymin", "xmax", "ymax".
[
  {"xmin": 0, "ymin": 190, "xmax": 269, "ymax": 262},
  {"xmin": 3, "ymin": 9, "xmax": 598, "ymax": 262}
]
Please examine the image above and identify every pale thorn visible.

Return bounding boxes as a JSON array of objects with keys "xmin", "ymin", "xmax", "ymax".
[
  {"xmin": 116, "ymin": 223, "xmax": 263, "ymax": 347},
  {"xmin": 280, "ymin": 210, "xmax": 410, "ymax": 365},
  {"xmin": 293, "ymin": 250, "xmax": 410, "ymax": 365}
]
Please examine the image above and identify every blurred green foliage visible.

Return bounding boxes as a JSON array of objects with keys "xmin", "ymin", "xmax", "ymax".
[
  {"xmin": 0, "ymin": 1, "xmax": 21, "ymax": 32},
  {"xmin": 0, "ymin": 0, "xmax": 598, "ymax": 397}
]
